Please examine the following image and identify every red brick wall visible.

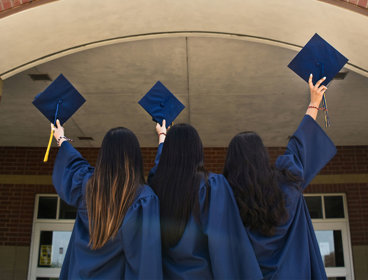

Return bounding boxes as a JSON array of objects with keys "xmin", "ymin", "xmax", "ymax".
[
  {"xmin": 342, "ymin": 0, "xmax": 368, "ymax": 8},
  {"xmin": 0, "ymin": 0, "xmax": 32, "ymax": 12},
  {"xmin": 0, "ymin": 145, "xmax": 367, "ymax": 246}
]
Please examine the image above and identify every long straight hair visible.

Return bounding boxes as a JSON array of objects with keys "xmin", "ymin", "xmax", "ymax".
[
  {"xmin": 223, "ymin": 131, "xmax": 300, "ymax": 236},
  {"xmin": 150, "ymin": 124, "xmax": 207, "ymax": 249},
  {"xmin": 86, "ymin": 127, "xmax": 145, "ymax": 250}
]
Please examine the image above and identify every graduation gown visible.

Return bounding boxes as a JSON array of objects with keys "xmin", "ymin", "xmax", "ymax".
[
  {"xmin": 247, "ymin": 115, "xmax": 336, "ymax": 279},
  {"xmin": 149, "ymin": 144, "xmax": 262, "ymax": 279},
  {"xmin": 52, "ymin": 141, "xmax": 163, "ymax": 280}
]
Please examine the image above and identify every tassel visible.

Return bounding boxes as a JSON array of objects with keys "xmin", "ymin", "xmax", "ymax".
[
  {"xmin": 43, "ymin": 127, "xmax": 54, "ymax": 162},
  {"xmin": 322, "ymin": 93, "xmax": 330, "ymax": 128}
]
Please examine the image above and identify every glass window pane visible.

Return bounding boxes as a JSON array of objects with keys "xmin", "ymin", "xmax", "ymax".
[
  {"xmin": 305, "ymin": 196, "xmax": 323, "ymax": 219},
  {"xmin": 59, "ymin": 199, "xmax": 77, "ymax": 219},
  {"xmin": 38, "ymin": 230, "xmax": 72, "ymax": 268},
  {"xmin": 324, "ymin": 196, "xmax": 345, "ymax": 218},
  {"xmin": 315, "ymin": 230, "xmax": 344, "ymax": 267},
  {"xmin": 37, "ymin": 197, "xmax": 57, "ymax": 219}
]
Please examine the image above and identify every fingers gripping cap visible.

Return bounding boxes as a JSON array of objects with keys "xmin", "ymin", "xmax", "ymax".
[
  {"xmin": 138, "ymin": 81, "xmax": 185, "ymax": 128},
  {"xmin": 32, "ymin": 74, "xmax": 86, "ymax": 126}
]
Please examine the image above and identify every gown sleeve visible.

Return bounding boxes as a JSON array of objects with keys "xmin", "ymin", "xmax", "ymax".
[
  {"xmin": 203, "ymin": 174, "xmax": 263, "ymax": 280},
  {"xmin": 121, "ymin": 191, "xmax": 163, "ymax": 279},
  {"xmin": 147, "ymin": 142, "xmax": 164, "ymax": 185},
  {"xmin": 276, "ymin": 115, "xmax": 336, "ymax": 190},
  {"xmin": 52, "ymin": 141, "xmax": 94, "ymax": 208}
]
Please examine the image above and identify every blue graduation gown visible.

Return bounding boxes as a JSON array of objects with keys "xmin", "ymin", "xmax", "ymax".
[
  {"xmin": 149, "ymin": 144, "xmax": 263, "ymax": 279},
  {"xmin": 247, "ymin": 115, "xmax": 336, "ymax": 279},
  {"xmin": 52, "ymin": 141, "xmax": 163, "ymax": 280}
]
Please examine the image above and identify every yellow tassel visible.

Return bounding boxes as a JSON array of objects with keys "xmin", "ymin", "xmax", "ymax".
[{"xmin": 43, "ymin": 128, "xmax": 54, "ymax": 162}]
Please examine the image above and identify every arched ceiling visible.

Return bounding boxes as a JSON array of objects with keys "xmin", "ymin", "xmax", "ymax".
[
  {"xmin": 0, "ymin": 0, "xmax": 367, "ymax": 147},
  {"xmin": 1, "ymin": 0, "xmax": 367, "ymax": 78}
]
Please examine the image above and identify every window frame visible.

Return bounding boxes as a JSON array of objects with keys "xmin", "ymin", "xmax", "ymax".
[
  {"xmin": 304, "ymin": 193, "xmax": 354, "ymax": 280},
  {"xmin": 28, "ymin": 194, "xmax": 75, "ymax": 280}
]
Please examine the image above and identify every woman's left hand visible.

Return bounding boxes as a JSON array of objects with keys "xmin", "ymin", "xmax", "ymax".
[
  {"xmin": 52, "ymin": 119, "xmax": 65, "ymax": 146},
  {"xmin": 156, "ymin": 120, "xmax": 167, "ymax": 144}
]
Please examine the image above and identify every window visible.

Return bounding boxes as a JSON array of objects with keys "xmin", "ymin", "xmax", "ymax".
[
  {"xmin": 304, "ymin": 194, "xmax": 354, "ymax": 280},
  {"xmin": 28, "ymin": 195, "xmax": 76, "ymax": 280}
]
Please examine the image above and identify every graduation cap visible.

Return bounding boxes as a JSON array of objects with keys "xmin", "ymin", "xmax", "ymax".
[
  {"xmin": 288, "ymin": 33, "xmax": 348, "ymax": 127},
  {"xmin": 32, "ymin": 74, "xmax": 86, "ymax": 162},
  {"xmin": 138, "ymin": 81, "xmax": 185, "ymax": 128}
]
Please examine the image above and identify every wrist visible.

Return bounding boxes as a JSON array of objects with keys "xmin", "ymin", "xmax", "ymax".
[
  {"xmin": 309, "ymin": 102, "xmax": 321, "ymax": 107},
  {"xmin": 158, "ymin": 134, "xmax": 166, "ymax": 144},
  {"xmin": 58, "ymin": 138, "xmax": 67, "ymax": 147},
  {"xmin": 57, "ymin": 136, "xmax": 73, "ymax": 147}
]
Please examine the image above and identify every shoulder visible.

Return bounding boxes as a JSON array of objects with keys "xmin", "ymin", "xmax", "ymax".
[
  {"xmin": 131, "ymin": 185, "xmax": 159, "ymax": 209},
  {"xmin": 200, "ymin": 173, "xmax": 227, "ymax": 187},
  {"xmin": 207, "ymin": 173, "xmax": 229, "ymax": 188},
  {"xmin": 121, "ymin": 185, "xmax": 159, "ymax": 229},
  {"xmin": 275, "ymin": 154, "xmax": 303, "ymax": 178},
  {"xmin": 199, "ymin": 173, "xmax": 232, "ymax": 197}
]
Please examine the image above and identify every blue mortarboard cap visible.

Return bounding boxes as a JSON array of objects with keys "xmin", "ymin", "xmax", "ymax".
[
  {"xmin": 32, "ymin": 74, "xmax": 86, "ymax": 126},
  {"xmin": 138, "ymin": 81, "xmax": 185, "ymax": 128},
  {"xmin": 288, "ymin": 33, "xmax": 348, "ymax": 86}
]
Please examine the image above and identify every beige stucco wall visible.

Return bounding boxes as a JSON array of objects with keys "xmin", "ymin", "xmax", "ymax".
[
  {"xmin": 352, "ymin": 245, "xmax": 368, "ymax": 279},
  {"xmin": 0, "ymin": 246, "xmax": 29, "ymax": 280}
]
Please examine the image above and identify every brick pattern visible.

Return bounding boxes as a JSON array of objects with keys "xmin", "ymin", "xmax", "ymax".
[
  {"xmin": 0, "ymin": 184, "xmax": 55, "ymax": 246},
  {"xmin": 306, "ymin": 184, "xmax": 368, "ymax": 246},
  {"xmin": 0, "ymin": 145, "xmax": 367, "ymax": 246},
  {"xmin": 0, "ymin": 0, "xmax": 30, "ymax": 12},
  {"xmin": 344, "ymin": 0, "xmax": 368, "ymax": 8}
]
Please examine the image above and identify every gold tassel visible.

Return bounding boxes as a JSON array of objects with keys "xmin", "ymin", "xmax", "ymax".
[{"xmin": 43, "ymin": 128, "xmax": 54, "ymax": 162}]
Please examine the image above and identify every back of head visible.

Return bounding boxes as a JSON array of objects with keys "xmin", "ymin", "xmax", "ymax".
[
  {"xmin": 86, "ymin": 127, "xmax": 145, "ymax": 249},
  {"xmin": 223, "ymin": 131, "xmax": 288, "ymax": 236},
  {"xmin": 151, "ymin": 123, "xmax": 206, "ymax": 249}
]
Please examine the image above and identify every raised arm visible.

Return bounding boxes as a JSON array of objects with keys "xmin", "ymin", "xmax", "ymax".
[
  {"xmin": 52, "ymin": 119, "xmax": 94, "ymax": 208},
  {"xmin": 276, "ymin": 75, "xmax": 336, "ymax": 189},
  {"xmin": 147, "ymin": 120, "xmax": 166, "ymax": 184}
]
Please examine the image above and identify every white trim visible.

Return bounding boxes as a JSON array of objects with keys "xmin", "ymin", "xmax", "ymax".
[
  {"xmin": 28, "ymin": 223, "xmax": 74, "ymax": 280},
  {"xmin": 28, "ymin": 194, "xmax": 75, "ymax": 280},
  {"xmin": 304, "ymin": 193, "xmax": 354, "ymax": 280}
]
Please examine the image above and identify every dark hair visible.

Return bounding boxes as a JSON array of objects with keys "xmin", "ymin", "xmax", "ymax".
[
  {"xmin": 86, "ymin": 127, "xmax": 145, "ymax": 249},
  {"xmin": 223, "ymin": 131, "xmax": 300, "ymax": 236},
  {"xmin": 150, "ymin": 124, "xmax": 207, "ymax": 249}
]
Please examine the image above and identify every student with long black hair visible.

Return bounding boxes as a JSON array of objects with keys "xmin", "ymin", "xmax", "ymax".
[
  {"xmin": 52, "ymin": 120, "xmax": 162, "ymax": 279},
  {"xmin": 223, "ymin": 75, "xmax": 336, "ymax": 279},
  {"xmin": 148, "ymin": 120, "xmax": 262, "ymax": 279}
]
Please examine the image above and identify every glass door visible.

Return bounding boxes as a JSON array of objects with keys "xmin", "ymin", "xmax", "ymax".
[{"xmin": 28, "ymin": 223, "xmax": 74, "ymax": 279}]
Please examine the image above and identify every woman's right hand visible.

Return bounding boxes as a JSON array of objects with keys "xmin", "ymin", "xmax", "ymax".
[
  {"xmin": 156, "ymin": 119, "xmax": 167, "ymax": 144},
  {"xmin": 306, "ymin": 74, "xmax": 328, "ymax": 120},
  {"xmin": 309, "ymin": 74, "xmax": 327, "ymax": 107}
]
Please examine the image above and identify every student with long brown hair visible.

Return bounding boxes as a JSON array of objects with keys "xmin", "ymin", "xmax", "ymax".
[
  {"xmin": 148, "ymin": 120, "xmax": 262, "ymax": 279},
  {"xmin": 52, "ymin": 121, "xmax": 162, "ymax": 279},
  {"xmin": 223, "ymin": 75, "xmax": 336, "ymax": 279}
]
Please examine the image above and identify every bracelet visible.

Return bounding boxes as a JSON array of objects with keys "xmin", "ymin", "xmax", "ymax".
[
  {"xmin": 57, "ymin": 136, "xmax": 73, "ymax": 146},
  {"xmin": 308, "ymin": 106, "xmax": 327, "ymax": 111},
  {"xmin": 159, "ymin": 133, "xmax": 166, "ymax": 136}
]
